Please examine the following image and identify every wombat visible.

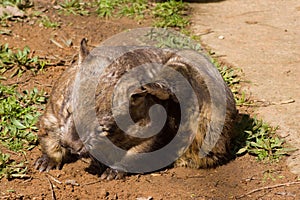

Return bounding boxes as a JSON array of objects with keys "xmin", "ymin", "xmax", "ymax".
[{"xmin": 35, "ymin": 39, "xmax": 237, "ymax": 180}]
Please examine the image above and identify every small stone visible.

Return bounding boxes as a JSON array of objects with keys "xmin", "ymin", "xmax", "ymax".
[
  {"xmin": 65, "ymin": 179, "xmax": 80, "ymax": 186},
  {"xmin": 218, "ymin": 35, "xmax": 225, "ymax": 40},
  {"xmin": 136, "ymin": 197, "xmax": 153, "ymax": 200}
]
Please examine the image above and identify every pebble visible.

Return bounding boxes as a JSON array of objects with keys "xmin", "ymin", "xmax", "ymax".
[{"xmin": 218, "ymin": 35, "xmax": 225, "ymax": 40}]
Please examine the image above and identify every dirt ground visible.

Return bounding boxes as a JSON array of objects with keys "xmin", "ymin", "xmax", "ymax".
[{"xmin": 0, "ymin": 0, "xmax": 300, "ymax": 199}]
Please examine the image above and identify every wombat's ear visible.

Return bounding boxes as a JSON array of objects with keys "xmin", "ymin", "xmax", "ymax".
[{"xmin": 79, "ymin": 38, "xmax": 89, "ymax": 64}]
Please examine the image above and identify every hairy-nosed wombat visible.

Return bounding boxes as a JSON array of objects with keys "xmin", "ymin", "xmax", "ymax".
[{"xmin": 35, "ymin": 39, "xmax": 237, "ymax": 180}]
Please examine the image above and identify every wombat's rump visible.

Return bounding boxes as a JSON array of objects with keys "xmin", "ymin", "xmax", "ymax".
[{"xmin": 35, "ymin": 39, "xmax": 237, "ymax": 179}]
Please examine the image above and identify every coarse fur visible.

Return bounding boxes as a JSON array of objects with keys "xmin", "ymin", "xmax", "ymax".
[{"xmin": 35, "ymin": 39, "xmax": 237, "ymax": 179}]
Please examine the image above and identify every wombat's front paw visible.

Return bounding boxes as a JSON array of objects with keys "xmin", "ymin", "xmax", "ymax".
[
  {"xmin": 34, "ymin": 154, "xmax": 61, "ymax": 172},
  {"xmin": 100, "ymin": 168, "xmax": 126, "ymax": 180}
]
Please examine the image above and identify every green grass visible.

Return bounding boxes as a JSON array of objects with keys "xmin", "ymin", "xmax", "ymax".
[
  {"xmin": 59, "ymin": 0, "xmax": 89, "ymax": 16},
  {"xmin": 40, "ymin": 16, "xmax": 61, "ymax": 28},
  {"xmin": 65, "ymin": 0, "xmax": 190, "ymax": 28},
  {"xmin": 0, "ymin": 84, "xmax": 46, "ymax": 152},
  {"xmin": 0, "ymin": 0, "xmax": 33, "ymax": 26},
  {"xmin": 0, "ymin": 152, "xmax": 28, "ymax": 179},
  {"xmin": 235, "ymin": 117, "xmax": 294, "ymax": 162},
  {"xmin": 152, "ymin": 0, "xmax": 189, "ymax": 28},
  {"xmin": 0, "ymin": 0, "xmax": 33, "ymax": 9},
  {"xmin": 95, "ymin": 0, "xmax": 119, "ymax": 18},
  {"xmin": 1, "ymin": 0, "xmax": 189, "ymax": 28},
  {"xmin": 118, "ymin": 0, "xmax": 148, "ymax": 19},
  {"xmin": 0, "ymin": 83, "xmax": 47, "ymax": 179},
  {"xmin": 0, "ymin": 12, "xmax": 11, "ymax": 27},
  {"xmin": 210, "ymin": 58, "xmax": 254, "ymax": 107},
  {"xmin": 95, "ymin": 0, "xmax": 148, "ymax": 19},
  {"xmin": 145, "ymin": 28, "xmax": 201, "ymax": 50},
  {"xmin": 0, "ymin": 43, "xmax": 47, "ymax": 77}
]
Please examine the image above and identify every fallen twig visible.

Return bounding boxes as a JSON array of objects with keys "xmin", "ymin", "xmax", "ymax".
[
  {"xmin": 45, "ymin": 175, "xmax": 56, "ymax": 200},
  {"xmin": 237, "ymin": 181, "xmax": 300, "ymax": 199},
  {"xmin": 275, "ymin": 99, "xmax": 295, "ymax": 105},
  {"xmin": 50, "ymin": 38, "xmax": 64, "ymax": 49},
  {"xmin": 47, "ymin": 174, "xmax": 62, "ymax": 185},
  {"xmin": 254, "ymin": 99, "xmax": 295, "ymax": 107}
]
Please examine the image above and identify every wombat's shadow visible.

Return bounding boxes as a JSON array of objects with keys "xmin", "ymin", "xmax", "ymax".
[{"xmin": 231, "ymin": 113, "xmax": 255, "ymax": 156}]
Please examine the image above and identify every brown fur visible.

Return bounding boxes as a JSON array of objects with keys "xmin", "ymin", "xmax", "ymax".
[{"xmin": 35, "ymin": 39, "xmax": 237, "ymax": 178}]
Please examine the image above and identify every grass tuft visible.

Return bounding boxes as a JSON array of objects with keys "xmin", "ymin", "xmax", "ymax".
[
  {"xmin": 0, "ymin": 0, "xmax": 33, "ymax": 9},
  {"xmin": 40, "ymin": 16, "xmax": 61, "ymax": 28},
  {"xmin": 0, "ymin": 43, "xmax": 47, "ymax": 77},
  {"xmin": 152, "ymin": 0, "xmax": 189, "ymax": 28},
  {"xmin": 0, "ymin": 152, "xmax": 28, "ymax": 179},
  {"xmin": 94, "ymin": 0, "xmax": 189, "ymax": 28},
  {"xmin": 59, "ymin": 0, "xmax": 89, "ymax": 16},
  {"xmin": 0, "ymin": 84, "xmax": 46, "ymax": 152},
  {"xmin": 234, "ymin": 116, "xmax": 295, "ymax": 162},
  {"xmin": 118, "ymin": 0, "xmax": 148, "ymax": 19},
  {"xmin": 0, "ymin": 83, "xmax": 47, "ymax": 179}
]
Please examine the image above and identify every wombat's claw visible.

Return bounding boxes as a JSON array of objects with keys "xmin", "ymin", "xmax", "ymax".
[
  {"xmin": 100, "ymin": 168, "xmax": 126, "ymax": 180},
  {"xmin": 34, "ymin": 154, "xmax": 60, "ymax": 172}
]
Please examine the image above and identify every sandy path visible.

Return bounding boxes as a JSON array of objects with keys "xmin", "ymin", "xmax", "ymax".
[{"xmin": 191, "ymin": 0, "xmax": 300, "ymax": 175}]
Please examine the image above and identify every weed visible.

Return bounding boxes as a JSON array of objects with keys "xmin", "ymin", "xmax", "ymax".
[
  {"xmin": 95, "ymin": 0, "xmax": 119, "ymax": 18},
  {"xmin": 59, "ymin": 0, "xmax": 89, "ymax": 16},
  {"xmin": 145, "ymin": 28, "xmax": 201, "ymax": 50},
  {"xmin": 209, "ymin": 58, "xmax": 252, "ymax": 106},
  {"xmin": 0, "ymin": 13, "xmax": 11, "ymax": 27},
  {"xmin": 118, "ymin": 0, "xmax": 147, "ymax": 19},
  {"xmin": 0, "ymin": 0, "xmax": 33, "ymax": 26},
  {"xmin": 0, "ymin": 0, "xmax": 33, "ymax": 9},
  {"xmin": 262, "ymin": 169, "xmax": 285, "ymax": 182},
  {"xmin": 40, "ymin": 16, "xmax": 61, "ymax": 28},
  {"xmin": 235, "ymin": 116, "xmax": 294, "ymax": 162},
  {"xmin": 152, "ymin": 0, "xmax": 189, "ymax": 28},
  {"xmin": 0, "ymin": 84, "xmax": 46, "ymax": 152},
  {"xmin": 0, "ymin": 43, "xmax": 46, "ymax": 77},
  {"xmin": 95, "ymin": 0, "xmax": 190, "ymax": 28},
  {"xmin": 95, "ymin": 0, "xmax": 148, "ymax": 19},
  {"xmin": 0, "ymin": 152, "xmax": 28, "ymax": 179},
  {"xmin": 0, "ymin": 28, "xmax": 11, "ymax": 35},
  {"xmin": 0, "ymin": 84, "xmax": 46, "ymax": 179},
  {"xmin": 212, "ymin": 59, "xmax": 240, "ymax": 86},
  {"xmin": 0, "ymin": 82, "xmax": 46, "ymax": 179}
]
